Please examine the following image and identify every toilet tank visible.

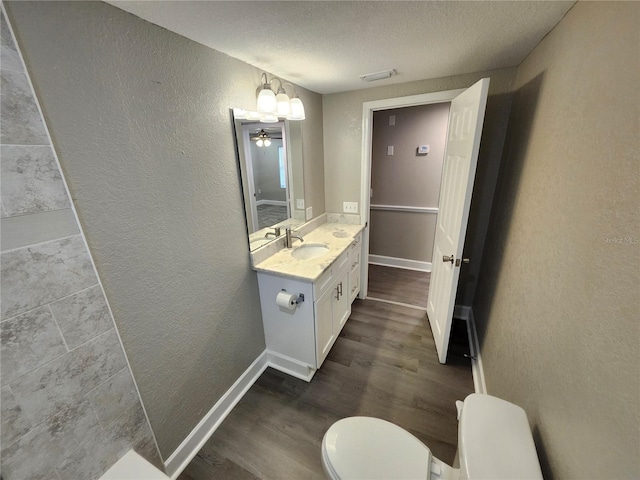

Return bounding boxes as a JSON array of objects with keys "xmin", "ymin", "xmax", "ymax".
[{"xmin": 458, "ymin": 394, "xmax": 543, "ymax": 480}]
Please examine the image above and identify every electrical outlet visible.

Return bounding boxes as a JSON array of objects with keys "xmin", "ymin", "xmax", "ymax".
[
  {"xmin": 296, "ymin": 198, "xmax": 305, "ymax": 209},
  {"xmin": 343, "ymin": 202, "xmax": 358, "ymax": 214},
  {"xmin": 305, "ymin": 206, "xmax": 313, "ymax": 220},
  {"xmin": 387, "ymin": 146, "xmax": 394, "ymax": 156}
]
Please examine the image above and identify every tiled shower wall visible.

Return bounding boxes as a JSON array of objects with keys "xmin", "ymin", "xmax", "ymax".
[{"xmin": 0, "ymin": 10, "xmax": 162, "ymax": 479}]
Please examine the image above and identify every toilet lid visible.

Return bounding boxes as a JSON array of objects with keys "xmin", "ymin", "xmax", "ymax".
[{"xmin": 322, "ymin": 417, "xmax": 431, "ymax": 480}]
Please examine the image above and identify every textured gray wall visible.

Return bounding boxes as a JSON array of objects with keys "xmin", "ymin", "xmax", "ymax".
[
  {"xmin": 0, "ymin": 10, "xmax": 161, "ymax": 479},
  {"xmin": 370, "ymin": 104, "xmax": 449, "ymax": 262},
  {"xmin": 5, "ymin": 1, "xmax": 323, "ymax": 458},
  {"xmin": 323, "ymin": 68, "xmax": 516, "ymax": 304},
  {"xmin": 474, "ymin": 2, "xmax": 639, "ymax": 478}
]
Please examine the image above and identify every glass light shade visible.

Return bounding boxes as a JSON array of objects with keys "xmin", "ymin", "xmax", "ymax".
[
  {"xmin": 288, "ymin": 97, "xmax": 306, "ymax": 120},
  {"xmin": 257, "ymin": 87, "xmax": 276, "ymax": 114},
  {"xmin": 263, "ymin": 139, "xmax": 272, "ymax": 147},
  {"xmin": 260, "ymin": 114, "xmax": 279, "ymax": 123},
  {"xmin": 256, "ymin": 139, "xmax": 264, "ymax": 147},
  {"xmin": 276, "ymin": 92, "xmax": 291, "ymax": 117}
]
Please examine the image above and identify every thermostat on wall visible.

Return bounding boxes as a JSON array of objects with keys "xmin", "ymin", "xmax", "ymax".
[{"xmin": 417, "ymin": 145, "xmax": 430, "ymax": 155}]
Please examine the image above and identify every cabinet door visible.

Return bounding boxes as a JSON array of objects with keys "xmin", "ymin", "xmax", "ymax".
[
  {"xmin": 315, "ymin": 287, "xmax": 335, "ymax": 368},
  {"xmin": 333, "ymin": 268, "xmax": 350, "ymax": 335}
]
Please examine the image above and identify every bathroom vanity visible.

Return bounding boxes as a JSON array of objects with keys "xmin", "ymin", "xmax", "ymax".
[{"xmin": 253, "ymin": 222, "xmax": 363, "ymax": 381}]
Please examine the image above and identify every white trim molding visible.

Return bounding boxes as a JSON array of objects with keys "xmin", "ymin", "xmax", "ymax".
[
  {"xmin": 256, "ymin": 199, "xmax": 288, "ymax": 207},
  {"xmin": 370, "ymin": 204, "xmax": 439, "ymax": 214},
  {"xmin": 369, "ymin": 254, "xmax": 432, "ymax": 272},
  {"xmin": 453, "ymin": 305, "xmax": 487, "ymax": 394},
  {"xmin": 359, "ymin": 88, "xmax": 465, "ymax": 300},
  {"xmin": 164, "ymin": 351, "xmax": 269, "ymax": 479},
  {"xmin": 266, "ymin": 350, "xmax": 316, "ymax": 382}
]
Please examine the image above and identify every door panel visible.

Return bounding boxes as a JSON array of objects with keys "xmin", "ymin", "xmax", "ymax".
[{"xmin": 427, "ymin": 78, "xmax": 490, "ymax": 364}]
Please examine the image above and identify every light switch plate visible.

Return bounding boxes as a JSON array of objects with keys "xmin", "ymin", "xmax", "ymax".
[
  {"xmin": 387, "ymin": 145, "xmax": 394, "ymax": 156},
  {"xmin": 343, "ymin": 202, "xmax": 358, "ymax": 213},
  {"xmin": 296, "ymin": 198, "xmax": 305, "ymax": 209}
]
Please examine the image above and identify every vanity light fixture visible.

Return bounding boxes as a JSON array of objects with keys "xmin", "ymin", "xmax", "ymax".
[{"xmin": 256, "ymin": 73, "xmax": 305, "ymax": 121}]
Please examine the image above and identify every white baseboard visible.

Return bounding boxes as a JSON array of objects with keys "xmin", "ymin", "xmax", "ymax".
[
  {"xmin": 164, "ymin": 351, "xmax": 269, "ymax": 479},
  {"xmin": 453, "ymin": 305, "xmax": 487, "ymax": 395},
  {"xmin": 267, "ymin": 350, "xmax": 316, "ymax": 382},
  {"xmin": 369, "ymin": 254, "xmax": 432, "ymax": 272},
  {"xmin": 256, "ymin": 200, "xmax": 287, "ymax": 207}
]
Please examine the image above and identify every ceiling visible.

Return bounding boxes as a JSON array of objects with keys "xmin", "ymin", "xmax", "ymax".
[{"xmin": 107, "ymin": 1, "xmax": 575, "ymax": 94}]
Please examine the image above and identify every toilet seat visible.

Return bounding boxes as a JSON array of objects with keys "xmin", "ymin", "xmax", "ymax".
[{"xmin": 322, "ymin": 417, "xmax": 432, "ymax": 480}]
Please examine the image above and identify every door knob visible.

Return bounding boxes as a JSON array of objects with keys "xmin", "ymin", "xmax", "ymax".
[{"xmin": 443, "ymin": 255, "xmax": 454, "ymax": 264}]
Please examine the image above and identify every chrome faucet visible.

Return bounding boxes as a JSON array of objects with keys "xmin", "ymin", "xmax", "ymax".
[
  {"xmin": 285, "ymin": 227, "xmax": 304, "ymax": 248},
  {"xmin": 265, "ymin": 227, "xmax": 281, "ymax": 239}
]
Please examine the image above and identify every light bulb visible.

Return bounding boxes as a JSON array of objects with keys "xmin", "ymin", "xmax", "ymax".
[
  {"xmin": 256, "ymin": 139, "xmax": 263, "ymax": 147},
  {"xmin": 264, "ymin": 139, "xmax": 271, "ymax": 147}
]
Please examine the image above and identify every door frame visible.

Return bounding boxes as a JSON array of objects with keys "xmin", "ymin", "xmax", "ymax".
[{"xmin": 359, "ymin": 88, "xmax": 465, "ymax": 298}]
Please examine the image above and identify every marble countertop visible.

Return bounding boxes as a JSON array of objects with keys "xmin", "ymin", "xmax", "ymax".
[{"xmin": 253, "ymin": 222, "xmax": 364, "ymax": 282}]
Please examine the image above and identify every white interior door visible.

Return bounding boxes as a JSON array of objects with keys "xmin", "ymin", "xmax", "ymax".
[{"xmin": 427, "ymin": 78, "xmax": 490, "ymax": 364}]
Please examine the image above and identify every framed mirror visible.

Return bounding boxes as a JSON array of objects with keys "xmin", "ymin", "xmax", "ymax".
[{"xmin": 232, "ymin": 110, "xmax": 306, "ymax": 251}]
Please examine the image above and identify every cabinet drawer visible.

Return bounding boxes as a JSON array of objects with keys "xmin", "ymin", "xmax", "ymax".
[
  {"xmin": 350, "ymin": 233, "xmax": 362, "ymax": 251},
  {"xmin": 349, "ymin": 267, "xmax": 360, "ymax": 302},
  {"xmin": 314, "ymin": 268, "xmax": 333, "ymax": 299},
  {"xmin": 349, "ymin": 249, "xmax": 360, "ymax": 272},
  {"xmin": 334, "ymin": 250, "xmax": 349, "ymax": 272}
]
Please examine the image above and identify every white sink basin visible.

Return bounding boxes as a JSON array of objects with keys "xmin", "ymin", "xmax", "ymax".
[{"xmin": 291, "ymin": 243, "xmax": 330, "ymax": 260}]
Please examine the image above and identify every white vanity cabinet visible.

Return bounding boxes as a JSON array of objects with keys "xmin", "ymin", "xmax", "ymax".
[
  {"xmin": 314, "ymin": 251, "xmax": 350, "ymax": 368},
  {"xmin": 256, "ymin": 233, "xmax": 362, "ymax": 382}
]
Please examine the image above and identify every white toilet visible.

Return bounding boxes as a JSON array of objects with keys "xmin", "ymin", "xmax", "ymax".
[{"xmin": 321, "ymin": 393, "xmax": 543, "ymax": 480}]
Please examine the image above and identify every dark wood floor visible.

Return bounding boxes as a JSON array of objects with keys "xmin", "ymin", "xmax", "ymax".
[
  {"xmin": 179, "ymin": 269, "xmax": 473, "ymax": 480},
  {"xmin": 367, "ymin": 264, "xmax": 430, "ymax": 309}
]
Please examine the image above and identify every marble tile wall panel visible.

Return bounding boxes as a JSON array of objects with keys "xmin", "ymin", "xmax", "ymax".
[
  {"xmin": 0, "ymin": 386, "xmax": 33, "ymax": 450},
  {"xmin": 50, "ymin": 285, "xmax": 113, "ymax": 349},
  {"xmin": 0, "ymin": 77, "xmax": 49, "ymax": 145},
  {"xmin": 55, "ymin": 401, "xmax": 152, "ymax": 480},
  {"xmin": 0, "ymin": 398, "xmax": 99, "ymax": 480},
  {"xmin": 1, "ymin": 145, "xmax": 71, "ymax": 216},
  {"xmin": 0, "ymin": 235, "xmax": 98, "ymax": 319},
  {"xmin": 0, "ymin": 306, "xmax": 67, "ymax": 385},
  {"xmin": 0, "ymin": 208, "xmax": 79, "ymax": 249},
  {"xmin": 0, "ymin": 14, "xmax": 21, "ymax": 72},
  {"xmin": 9, "ymin": 328, "xmax": 127, "ymax": 426},
  {"xmin": 88, "ymin": 366, "xmax": 139, "ymax": 427}
]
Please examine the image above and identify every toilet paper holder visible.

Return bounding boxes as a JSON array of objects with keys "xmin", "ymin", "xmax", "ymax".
[{"xmin": 281, "ymin": 289, "xmax": 304, "ymax": 304}]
